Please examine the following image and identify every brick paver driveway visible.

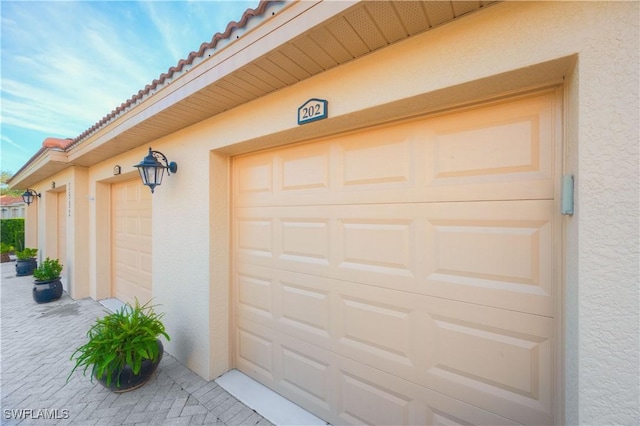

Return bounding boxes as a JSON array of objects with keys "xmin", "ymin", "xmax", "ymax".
[{"xmin": 0, "ymin": 261, "xmax": 271, "ymax": 425}]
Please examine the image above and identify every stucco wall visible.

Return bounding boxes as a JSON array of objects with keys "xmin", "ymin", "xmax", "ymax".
[
  {"xmin": 570, "ymin": 3, "xmax": 639, "ymax": 423},
  {"xmin": 27, "ymin": 166, "xmax": 91, "ymax": 300},
  {"xmin": 24, "ymin": 1, "xmax": 637, "ymax": 423},
  {"xmin": 193, "ymin": 2, "xmax": 637, "ymax": 422},
  {"xmin": 84, "ymin": 145, "xmax": 214, "ymax": 378},
  {"xmin": 150, "ymin": 140, "xmax": 212, "ymax": 379}
]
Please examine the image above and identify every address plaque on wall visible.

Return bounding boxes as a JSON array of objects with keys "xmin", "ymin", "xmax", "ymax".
[{"xmin": 298, "ymin": 98, "xmax": 328, "ymax": 125}]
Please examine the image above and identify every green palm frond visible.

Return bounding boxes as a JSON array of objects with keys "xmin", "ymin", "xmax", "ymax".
[{"xmin": 68, "ymin": 298, "xmax": 170, "ymax": 387}]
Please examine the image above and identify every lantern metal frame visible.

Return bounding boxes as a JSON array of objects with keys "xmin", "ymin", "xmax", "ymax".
[
  {"xmin": 134, "ymin": 148, "xmax": 178, "ymax": 193},
  {"xmin": 22, "ymin": 189, "xmax": 41, "ymax": 206}
]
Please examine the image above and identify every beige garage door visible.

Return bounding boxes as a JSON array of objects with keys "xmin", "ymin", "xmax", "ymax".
[
  {"xmin": 232, "ymin": 89, "xmax": 561, "ymax": 425},
  {"xmin": 56, "ymin": 191, "xmax": 67, "ymax": 266},
  {"xmin": 112, "ymin": 179, "xmax": 152, "ymax": 305}
]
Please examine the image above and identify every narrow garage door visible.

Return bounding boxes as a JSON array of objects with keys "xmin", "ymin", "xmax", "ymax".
[
  {"xmin": 111, "ymin": 179, "xmax": 152, "ymax": 305},
  {"xmin": 232, "ymin": 89, "xmax": 561, "ymax": 425},
  {"xmin": 56, "ymin": 191, "xmax": 67, "ymax": 267}
]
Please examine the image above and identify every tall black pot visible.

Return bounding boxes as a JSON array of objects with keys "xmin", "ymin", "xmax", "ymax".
[
  {"xmin": 95, "ymin": 339, "xmax": 164, "ymax": 393},
  {"xmin": 16, "ymin": 258, "xmax": 37, "ymax": 276},
  {"xmin": 32, "ymin": 278, "xmax": 63, "ymax": 303}
]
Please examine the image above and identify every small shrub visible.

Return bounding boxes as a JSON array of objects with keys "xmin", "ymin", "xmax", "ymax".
[
  {"xmin": 33, "ymin": 258, "xmax": 63, "ymax": 281},
  {"xmin": 0, "ymin": 219, "xmax": 24, "ymax": 249},
  {"xmin": 15, "ymin": 247, "xmax": 37, "ymax": 260},
  {"xmin": 0, "ymin": 242, "xmax": 12, "ymax": 263}
]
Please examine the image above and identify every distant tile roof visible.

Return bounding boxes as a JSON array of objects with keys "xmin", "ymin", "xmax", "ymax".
[{"xmin": 0, "ymin": 196, "xmax": 24, "ymax": 206}]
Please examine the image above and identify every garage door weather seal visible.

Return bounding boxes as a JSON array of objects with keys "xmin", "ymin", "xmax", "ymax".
[{"xmin": 215, "ymin": 369, "xmax": 328, "ymax": 426}]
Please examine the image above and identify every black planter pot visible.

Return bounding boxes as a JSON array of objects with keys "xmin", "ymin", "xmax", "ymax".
[
  {"xmin": 32, "ymin": 278, "xmax": 63, "ymax": 303},
  {"xmin": 16, "ymin": 258, "xmax": 37, "ymax": 276},
  {"xmin": 95, "ymin": 339, "xmax": 164, "ymax": 393}
]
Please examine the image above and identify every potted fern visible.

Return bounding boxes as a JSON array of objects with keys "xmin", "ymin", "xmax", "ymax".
[
  {"xmin": 69, "ymin": 299, "xmax": 170, "ymax": 392},
  {"xmin": 15, "ymin": 247, "xmax": 38, "ymax": 276},
  {"xmin": 32, "ymin": 257, "xmax": 63, "ymax": 303}
]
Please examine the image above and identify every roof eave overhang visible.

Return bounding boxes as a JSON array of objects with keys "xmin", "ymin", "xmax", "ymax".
[
  {"xmin": 65, "ymin": 0, "xmax": 348, "ymax": 168},
  {"xmin": 10, "ymin": 0, "xmax": 497, "ymax": 187},
  {"xmin": 8, "ymin": 149, "xmax": 70, "ymax": 189}
]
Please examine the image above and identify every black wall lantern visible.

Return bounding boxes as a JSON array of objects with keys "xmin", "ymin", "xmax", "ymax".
[
  {"xmin": 134, "ymin": 148, "xmax": 178, "ymax": 193},
  {"xmin": 22, "ymin": 189, "xmax": 41, "ymax": 206}
]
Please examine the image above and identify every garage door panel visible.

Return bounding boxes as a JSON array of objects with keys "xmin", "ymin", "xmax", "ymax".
[
  {"xmin": 238, "ymin": 317, "xmax": 530, "ymax": 426},
  {"xmin": 425, "ymin": 307, "xmax": 553, "ymax": 422},
  {"xmin": 340, "ymin": 370, "xmax": 414, "ymax": 425},
  {"xmin": 281, "ymin": 345, "xmax": 333, "ymax": 411},
  {"xmin": 139, "ymin": 216, "xmax": 152, "ymax": 239},
  {"xmin": 432, "ymin": 221, "xmax": 543, "ymax": 285},
  {"xmin": 281, "ymin": 280, "xmax": 331, "ymax": 337},
  {"xmin": 57, "ymin": 191, "xmax": 67, "ymax": 263},
  {"xmin": 235, "ymin": 264, "xmax": 553, "ymax": 423},
  {"xmin": 430, "ymin": 117, "xmax": 544, "ymax": 181},
  {"xmin": 427, "ymin": 93, "xmax": 554, "ymax": 192},
  {"xmin": 236, "ymin": 154, "xmax": 273, "ymax": 192},
  {"xmin": 140, "ymin": 253, "xmax": 152, "ymax": 275},
  {"xmin": 237, "ymin": 271, "xmax": 273, "ymax": 317},
  {"xmin": 237, "ymin": 325, "xmax": 275, "ymax": 380},
  {"xmin": 425, "ymin": 201, "xmax": 554, "ymax": 317},
  {"xmin": 337, "ymin": 359, "xmax": 524, "ymax": 426},
  {"xmin": 281, "ymin": 218, "xmax": 331, "ymax": 265},
  {"xmin": 337, "ymin": 128, "xmax": 415, "ymax": 188},
  {"xmin": 233, "ymin": 89, "xmax": 560, "ymax": 425},
  {"xmin": 431, "ymin": 319, "xmax": 544, "ymax": 397},
  {"xmin": 335, "ymin": 280, "xmax": 553, "ymax": 421},
  {"xmin": 236, "ymin": 319, "xmax": 336, "ymax": 421},
  {"xmin": 338, "ymin": 294, "xmax": 417, "ymax": 372},
  {"xmin": 428, "ymin": 93, "xmax": 553, "ymax": 170},
  {"xmin": 236, "ymin": 217, "xmax": 274, "ymax": 258},
  {"xmin": 235, "ymin": 200, "xmax": 553, "ymax": 316},
  {"xmin": 236, "ymin": 264, "xmax": 333, "ymax": 343},
  {"xmin": 235, "ymin": 235, "xmax": 554, "ymax": 425},
  {"xmin": 340, "ymin": 217, "xmax": 416, "ymax": 278},
  {"xmin": 281, "ymin": 143, "xmax": 331, "ymax": 192},
  {"xmin": 112, "ymin": 180, "xmax": 152, "ymax": 305},
  {"xmin": 233, "ymin": 92, "xmax": 556, "ymax": 207}
]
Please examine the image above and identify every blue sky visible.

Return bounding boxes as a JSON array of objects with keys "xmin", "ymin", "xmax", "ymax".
[{"xmin": 0, "ymin": 0, "xmax": 257, "ymax": 176}]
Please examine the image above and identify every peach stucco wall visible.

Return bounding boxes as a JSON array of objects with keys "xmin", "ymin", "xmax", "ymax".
[
  {"xmin": 26, "ymin": 1, "xmax": 637, "ymax": 424},
  {"xmin": 25, "ymin": 166, "xmax": 90, "ymax": 300}
]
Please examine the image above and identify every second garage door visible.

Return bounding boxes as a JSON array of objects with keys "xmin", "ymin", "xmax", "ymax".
[
  {"xmin": 112, "ymin": 179, "xmax": 152, "ymax": 305},
  {"xmin": 232, "ymin": 89, "xmax": 561, "ymax": 425}
]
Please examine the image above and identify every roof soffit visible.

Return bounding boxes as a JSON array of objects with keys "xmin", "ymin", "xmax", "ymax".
[{"xmin": 8, "ymin": 149, "xmax": 70, "ymax": 189}]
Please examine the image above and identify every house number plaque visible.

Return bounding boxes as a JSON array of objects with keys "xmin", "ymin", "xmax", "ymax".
[{"xmin": 298, "ymin": 98, "xmax": 328, "ymax": 125}]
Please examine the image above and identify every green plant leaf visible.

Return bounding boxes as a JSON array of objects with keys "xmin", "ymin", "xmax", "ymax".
[{"xmin": 67, "ymin": 299, "xmax": 170, "ymax": 388}]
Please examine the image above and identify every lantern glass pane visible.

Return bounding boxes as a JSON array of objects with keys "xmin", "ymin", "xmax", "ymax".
[{"xmin": 154, "ymin": 167, "xmax": 165, "ymax": 185}]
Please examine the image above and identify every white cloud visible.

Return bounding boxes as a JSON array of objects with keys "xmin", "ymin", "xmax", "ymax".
[
  {"xmin": 1, "ymin": 134, "xmax": 26, "ymax": 152},
  {"xmin": 1, "ymin": 0, "xmax": 259, "ymax": 173}
]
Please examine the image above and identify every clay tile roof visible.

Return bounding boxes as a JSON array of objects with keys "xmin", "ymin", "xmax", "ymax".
[
  {"xmin": 42, "ymin": 137, "xmax": 74, "ymax": 150},
  {"xmin": 0, "ymin": 196, "xmax": 24, "ymax": 206},
  {"xmin": 9, "ymin": 0, "xmax": 279, "ymax": 186},
  {"xmin": 69, "ymin": 0, "xmax": 279, "ymax": 148}
]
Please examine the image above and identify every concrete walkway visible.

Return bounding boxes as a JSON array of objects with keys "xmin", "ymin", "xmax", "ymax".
[{"xmin": 0, "ymin": 260, "xmax": 272, "ymax": 425}]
